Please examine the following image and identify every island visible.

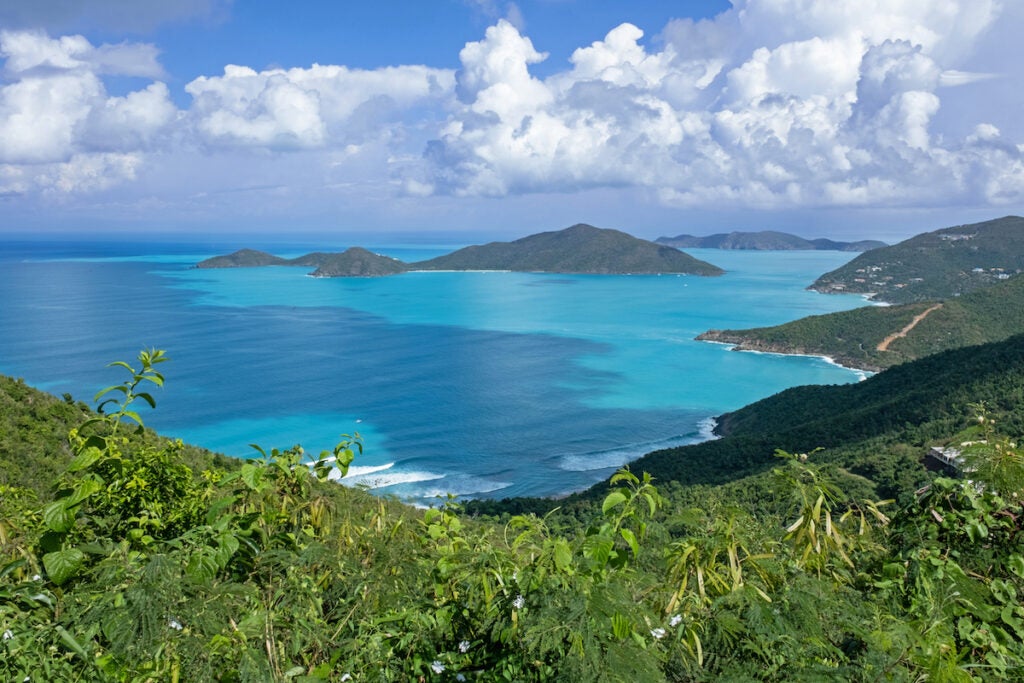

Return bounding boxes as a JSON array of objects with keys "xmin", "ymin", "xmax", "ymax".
[
  {"xmin": 309, "ymin": 248, "xmax": 409, "ymax": 277},
  {"xmin": 195, "ymin": 223, "xmax": 725, "ymax": 277},
  {"xmin": 811, "ymin": 215, "xmax": 1024, "ymax": 304},
  {"xmin": 656, "ymin": 230, "xmax": 885, "ymax": 252},
  {"xmin": 413, "ymin": 223, "xmax": 723, "ymax": 275}
]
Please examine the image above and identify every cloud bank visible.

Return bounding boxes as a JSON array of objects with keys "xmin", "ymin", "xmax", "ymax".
[
  {"xmin": 1, "ymin": 0, "xmax": 1022, "ymax": 223},
  {"xmin": 417, "ymin": 0, "xmax": 1023, "ymax": 209}
]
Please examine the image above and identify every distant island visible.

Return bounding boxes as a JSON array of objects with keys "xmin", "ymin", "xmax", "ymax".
[
  {"xmin": 656, "ymin": 230, "xmax": 885, "ymax": 252},
  {"xmin": 697, "ymin": 216, "xmax": 1024, "ymax": 370},
  {"xmin": 309, "ymin": 248, "xmax": 409, "ymax": 277},
  {"xmin": 414, "ymin": 223, "xmax": 723, "ymax": 275},
  {"xmin": 811, "ymin": 215, "xmax": 1024, "ymax": 304},
  {"xmin": 196, "ymin": 223, "xmax": 725, "ymax": 277},
  {"xmin": 195, "ymin": 247, "xmax": 407, "ymax": 276}
]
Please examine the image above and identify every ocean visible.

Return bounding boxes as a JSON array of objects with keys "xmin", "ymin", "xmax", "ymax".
[{"xmin": 0, "ymin": 238, "xmax": 870, "ymax": 504}]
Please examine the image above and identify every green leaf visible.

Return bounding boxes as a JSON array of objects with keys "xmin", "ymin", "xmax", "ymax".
[
  {"xmin": 186, "ymin": 551, "xmax": 219, "ymax": 584},
  {"xmin": 0, "ymin": 558, "xmax": 27, "ymax": 580},
  {"xmin": 43, "ymin": 500, "xmax": 76, "ymax": 533},
  {"xmin": 553, "ymin": 539, "xmax": 573, "ymax": 573},
  {"xmin": 135, "ymin": 392, "xmax": 157, "ymax": 409},
  {"xmin": 55, "ymin": 625, "xmax": 90, "ymax": 661},
  {"xmin": 602, "ymin": 491, "xmax": 627, "ymax": 515},
  {"xmin": 65, "ymin": 478, "xmax": 102, "ymax": 507},
  {"xmin": 1008, "ymin": 554, "xmax": 1024, "ymax": 579},
  {"xmin": 66, "ymin": 446, "xmax": 104, "ymax": 473},
  {"xmin": 611, "ymin": 613, "xmax": 633, "ymax": 640},
  {"xmin": 240, "ymin": 463, "xmax": 262, "ymax": 491},
  {"xmin": 620, "ymin": 528, "xmax": 640, "ymax": 559},
  {"xmin": 966, "ymin": 521, "xmax": 988, "ymax": 542},
  {"xmin": 120, "ymin": 410, "xmax": 143, "ymax": 426},
  {"xmin": 583, "ymin": 535, "xmax": 614, "ymax": 567},
  {"xmin": 94, "ymin": 384, "xmax": 128, "ymax": 402},
  {"xmin": 43, "ymin": 548, "xmax": 85, "ymax": 586}
]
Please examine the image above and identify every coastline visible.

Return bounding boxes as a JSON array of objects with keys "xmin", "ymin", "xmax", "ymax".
[{"xmin": 697, "ymin": 337, "xmax": 877, "ymax": 376}]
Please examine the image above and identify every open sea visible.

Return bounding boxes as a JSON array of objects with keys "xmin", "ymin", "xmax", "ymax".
[{"xmin": 0, "ymin": 238, "xmax": 871, "ymax": 504}]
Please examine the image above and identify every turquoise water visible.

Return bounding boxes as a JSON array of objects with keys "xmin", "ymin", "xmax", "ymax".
[{"xmin": 0, "ymin": 242, "xmax": 869, "ymax": 503}]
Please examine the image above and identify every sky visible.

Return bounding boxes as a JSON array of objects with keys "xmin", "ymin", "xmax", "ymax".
[{"xmin": 1, "ymin": 0, "xmax": 1023, "ymax": 243}]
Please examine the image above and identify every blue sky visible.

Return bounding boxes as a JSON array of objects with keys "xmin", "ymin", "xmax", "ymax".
[{"xmin": 1, "ymin": 0, "xmax": 1022, "ymax": 242}]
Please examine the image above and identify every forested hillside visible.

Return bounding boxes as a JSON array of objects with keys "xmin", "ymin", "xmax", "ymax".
[
  {"xmin": 656, "ymin": 231, "xmax": 884, "ymax": 252},
  {"xmin": 413, "ymin": 224, "xmax": 724, "ymax": 275},
  {"xmin": 811, "ymin": 215, "xmax": 1024, "ymax": 303},
  {"xmin": 697, "ymin": 273, "xmax": 1024, "ymax": 370},
  {"xmin": 2, "ymin": 345, "xmax": 1023, "ymax": 681}
]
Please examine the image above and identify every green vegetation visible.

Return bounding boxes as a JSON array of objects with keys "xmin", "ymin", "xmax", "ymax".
[
  {"xmin": 197, "ymin": 224, "xmax": 725, "ymax": 278},
  {"xmin": 3, "ymin": 342, "xmax": 1024, "ymax": 681},
  {"xmin": 656, "ymin": 231, "xmax": 885, "ymax": 252},
  {"xmin": 698, "ymin": 266, "xmax": 1024, "ymax": 371},
  {"xmin": 812, "ymin": 215, "xmax": 1024, "ymax": 303},
  {"xmin": 411, "ymin": 224, "xmax": 725, "ymax": 275},
  {"xmin": 309, "ymin": 248, "xmax": 408, "ymax": 277},
  {"xmin": 197, "ymin": 248, "xmax": 408, "ymax": 277}
]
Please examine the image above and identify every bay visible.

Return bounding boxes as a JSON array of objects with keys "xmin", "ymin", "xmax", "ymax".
[{"xmin": 0, "ymin": 240, "xmax": 869, "ymax": 503}]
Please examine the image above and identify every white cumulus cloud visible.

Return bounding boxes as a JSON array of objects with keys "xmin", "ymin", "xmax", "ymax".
[
  {"xmin": 414, "ymin": 0, "xmax": 1024, "ymax": 211},
  {"xmin": 185, "ymin": 63, "xmax": 454, "ymax": 150},
  {"xmin": 0, "ymin": 30, "xmax": 174, "ymax": 193}
]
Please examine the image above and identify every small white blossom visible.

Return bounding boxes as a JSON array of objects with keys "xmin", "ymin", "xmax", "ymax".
[
  {"xmin": 456, "ymin": 675, "xmax": 466, "ymax": 682},
  {"xmin": 651, "ymin": 628, "xmax": 666, "ymax": 640},
  {"xmin": 31, "ymin": 574, "xmax": 41, "ymax": 582},
  {"xmin": 168, "ymin": 619, "xmax": 183, "ymax": 631},
  {"xmin": 669, "ymin": 614, "xmax": 682, "ymax": 627},
  {"xmin": 340, "ymin": 675, "xmax": 352, "ymax": 682},
  {"xmin": 3, "ymin": 629, "xmax": 12, "ymax": 640},
  {"xmin": 431, "ymin": 660, "xmax": 446, "ymax": 674},
  {"xmin": 512, "ymin": 594, "xmax": 525, "ymax": 609},
  {"xmin": 458, "ymin": 640, "xmax": 470, "ymax": 653}
]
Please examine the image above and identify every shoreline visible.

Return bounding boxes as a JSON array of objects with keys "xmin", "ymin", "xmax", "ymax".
[{"xmin": 697, "ymin": 337, "xmax": 877, "ymax": 376}]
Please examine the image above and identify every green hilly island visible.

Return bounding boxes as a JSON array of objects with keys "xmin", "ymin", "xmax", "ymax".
[
  {"xmin": 415, "ymin": 223, "xmax": 724, "ymax": 275},
  {"xmin": 811, "ymin": 215, "xmax": 1024, "ymax": 303},
  {"xmin": 656, "ymin": 230, "xmax": 885, "ymax": 252},
  {"xmin": 196, "ymin": 224, "xmax": 725, "ymax": 277},
  {"xmin": 196, "ymin": 247, "xmax": 407, "ymax": 276},
  {"xmin": 309, "ymin": 247, "xmax": 409, "ymax": 277}
]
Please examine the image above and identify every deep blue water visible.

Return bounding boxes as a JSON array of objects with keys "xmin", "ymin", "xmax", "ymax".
[{"xmin": 0, "ymin": 240, "xmax": 870, "ymax": 503}]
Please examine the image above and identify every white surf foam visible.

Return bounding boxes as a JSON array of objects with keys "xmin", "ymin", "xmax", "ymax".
[{"xmin": 332, "ymin": 461, "xmax": 445, "ymax": 489}]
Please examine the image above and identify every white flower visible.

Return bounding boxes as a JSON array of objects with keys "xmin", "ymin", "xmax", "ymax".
[
  {"xmin": 2, "ymin": 629, "xmax": 12, "ymax": 640},
  {"xmin": 340, "ymin": 675, "xmax": 352, "ymax": 682},
  {"xmin": 669, "ymin": 614, "xmax": 682, "ymax": 627},
  {"xmin": 31, "ymin": 574, "xmax": 41, "ymax": 581},
  {"xmin": 168, "ymin": 619, "xmax": 183, "ymax": 631},
  {"xmin": 458, "ymin": 640, "xmax": 470, "ymax": 653},
  {"xmin": 431, "ymin": 660, "xmax": 446, "ymax": 674},
  {"xmin": 512, "ymin": 594, "xmax": 525, "ymax": 609},
  {"xmin": 456, "ymin": 675, "xmax": 466, "ymax": 682},
  {"xmin": 651, "ymin": 628, "xmax": 666, "ymax": 639}
]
